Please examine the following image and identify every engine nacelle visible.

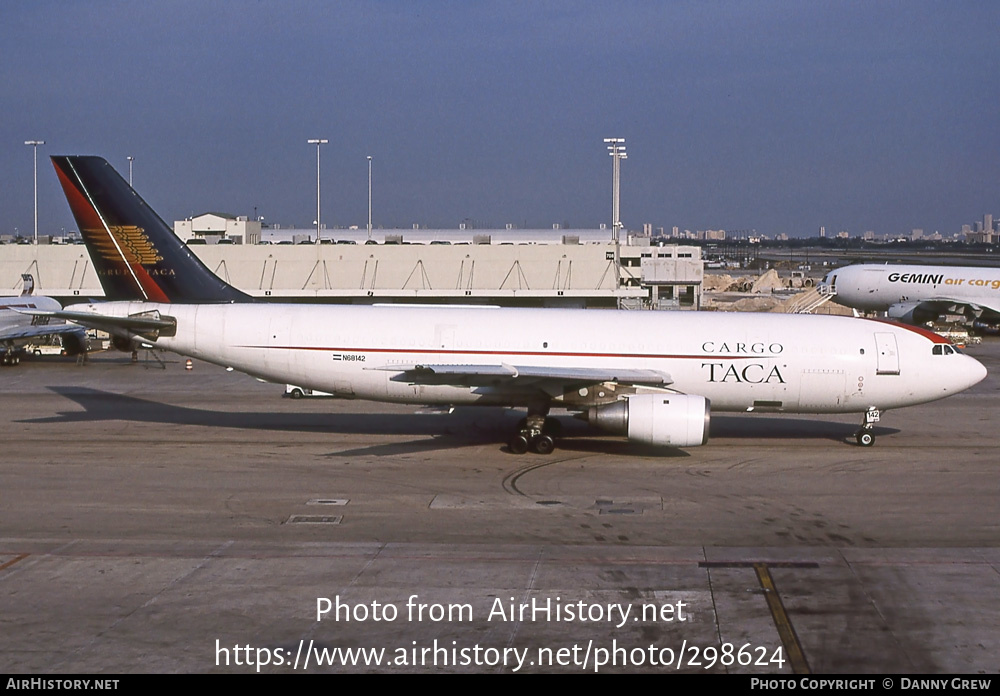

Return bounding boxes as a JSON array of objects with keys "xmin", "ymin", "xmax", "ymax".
[
  {"xmin": 60, "ymin": 331, "xmax": 89, "ymax": 356},
  {"xmin": 887, "ymin": 301, "xmax": 938, "ymax": 326},
  {"xmin": 586, "ymin": 393, "xmax": 710, "ymax": 447},
  {"xmin": 972, "ymin": 320, "xmax": 1000, "ymax": 336},
  {"xmin": 110, "ymin": 335, "xmax": 143, "ymax": 353}
]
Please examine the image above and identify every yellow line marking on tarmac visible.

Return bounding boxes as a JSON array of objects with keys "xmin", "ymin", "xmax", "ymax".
[{"xmin": 754, "ymin": 562, "xmax": 811, "ymax": 674}]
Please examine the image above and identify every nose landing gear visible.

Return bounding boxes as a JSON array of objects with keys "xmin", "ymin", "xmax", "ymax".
[{"xmin": 854, "ymin": 407, "xmax": 880, "ymax": 446}]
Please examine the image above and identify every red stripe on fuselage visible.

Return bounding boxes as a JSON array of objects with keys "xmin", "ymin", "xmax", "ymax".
[{"xmin": 862, "ymin": 318, "xmax": 951, "ymax": 344}]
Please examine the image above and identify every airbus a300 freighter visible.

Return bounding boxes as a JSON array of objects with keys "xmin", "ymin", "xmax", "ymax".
[{"xmin": 33, "ymin": 156, "xmax": 986, "ymax": 451}]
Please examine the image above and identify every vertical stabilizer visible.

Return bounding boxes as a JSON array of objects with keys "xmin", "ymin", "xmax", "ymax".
[{"xmin": 51, "ymin": 156, "xmax": 251, "ymax": 303}]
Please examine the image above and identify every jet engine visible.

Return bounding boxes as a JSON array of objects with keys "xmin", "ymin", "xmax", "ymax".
[
  {"xmin": 972, "ymin": 320, "xmax": 1000, "ymax": 336},
  {"xmin": 60, "ymin": 331, "xmax": 89, "ymax": 356},
  {"xmin": 585, "ymin": 393, "xmax": 710, "ymax": 447},
  {"xmin": 110, "ymin": 334, "xmax": 143, "ymax": 353},
  {"xmin": 887, "ymin": 301, "xmax": 938, "ymax": 326}
]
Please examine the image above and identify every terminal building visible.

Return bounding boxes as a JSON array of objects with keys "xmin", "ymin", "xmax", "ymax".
[
  {"xmin": 0, "ymin": 215, "xmax": 703, "ymax": 310},
  {"xmin": 174, "ymin": 213, "xmax": 261, "ymax": 245}
]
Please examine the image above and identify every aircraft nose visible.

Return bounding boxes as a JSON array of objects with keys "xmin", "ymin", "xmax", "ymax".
[
  {"xmin": 968, "ymin": 355, "xmax": 987, "ymax": 387},
  {"xmin": 958, "ymin": 354, "xmax": 988, "ymax": 391}
]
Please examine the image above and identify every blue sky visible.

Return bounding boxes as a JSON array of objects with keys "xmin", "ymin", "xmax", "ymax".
[{"xmin": 2, "ymin": 1, "xmax": 998, "ymax": 237}]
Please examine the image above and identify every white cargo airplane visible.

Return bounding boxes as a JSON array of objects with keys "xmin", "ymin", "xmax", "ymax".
[
  {"xmin": 0, "ymin": 274, "xmax": 87, "ymax": 365},
  {"xmin": 32, "ymin": 156, "xmax": 986, "ymax": 451},
  {"xmin": 820, "ymin": 264, "xmax": 1000, "ymax": 329}
]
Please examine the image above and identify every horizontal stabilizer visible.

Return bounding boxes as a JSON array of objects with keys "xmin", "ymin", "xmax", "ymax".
[{"xmin": 18, "ymin": 309, "xmax": 176, "ymax": 338}]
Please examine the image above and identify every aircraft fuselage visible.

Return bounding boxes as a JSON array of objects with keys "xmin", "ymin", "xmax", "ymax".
[
  {"xmin": 823, "ymin": 264, "xmax": 1000, "ymax": 317},
  {"xmin": 64, "ymin": 301, "xmax": 986, "ymax": 414}
]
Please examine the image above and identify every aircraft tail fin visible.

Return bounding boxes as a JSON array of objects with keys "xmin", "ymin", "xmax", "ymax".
[{"xmin": 50, "ymin": 156, "xmax": 251, "ymax": 304}]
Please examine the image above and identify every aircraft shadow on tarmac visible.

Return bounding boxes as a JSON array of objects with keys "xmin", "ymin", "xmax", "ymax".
[
  {"xmin": 30, "ymin": 386, "xmax": 503, "ymax": 436},
  {"xmin": 23, "ymin": 387, "xmax": 897, "ymax": 457}
]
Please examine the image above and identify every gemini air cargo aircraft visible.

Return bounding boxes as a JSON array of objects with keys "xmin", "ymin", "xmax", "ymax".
[
  {"xmin": 821, "ymin": 264, "xmax": 1000, "ymax": 331},
  {"xmin": 30, "ymin": 156, "xmax": 987, "ymax": 452}
]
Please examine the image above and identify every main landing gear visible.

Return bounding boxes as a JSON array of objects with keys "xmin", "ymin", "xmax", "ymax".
[
  {"xmin": 508, "ymin": 408, "xmax": 561, "ymax": 455},
  {"xmin": 854, "ymin": 407, "xmax": 880, "ymax": 447},
  {"xmin": 1, "ymin": 348, "xmax": 23, "ymax": 366}
]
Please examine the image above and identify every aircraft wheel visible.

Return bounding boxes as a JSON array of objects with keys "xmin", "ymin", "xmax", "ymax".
[
  {"xmin": 508, "ymin": 434, "xmax": 530, "ymax": 454},
  {"xmin": 531, "ymin": 434, "xmax": 555, "ymax": 455},
  {"xmin": 289, "ymin": 389, "xmax": 304, "ymax": 399},
  {"xmin": 856, "ymin": 431, "xmax": 875, "ymax": 447}
]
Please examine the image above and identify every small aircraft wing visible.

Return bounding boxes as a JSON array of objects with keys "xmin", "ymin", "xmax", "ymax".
[
  {"xmin": 370, "ymin": 362, "xmax": 672, "ymax": 389},
  {"xmin": 0, "ymin": 322, "xmax": 85, "ymax": 343}
]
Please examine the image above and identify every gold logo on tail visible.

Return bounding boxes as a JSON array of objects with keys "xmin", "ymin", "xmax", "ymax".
[{"xmin": 85, "ymin": 225, "xmax": 163, "ymax": 265}]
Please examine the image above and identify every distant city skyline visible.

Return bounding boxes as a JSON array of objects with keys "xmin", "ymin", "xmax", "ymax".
[{"xmin": 2, "ymin": 2, "xmax": 998, "ymax": 239}]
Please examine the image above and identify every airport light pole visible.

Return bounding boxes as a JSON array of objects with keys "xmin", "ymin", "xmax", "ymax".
[
  {"xmin": 25, "ymin": 140, "xmax": 45, "ymax": 245},
  {"xmin": 604, "ymin": 138, "xmax": 626, "ymax": 292},
  {"xmin": 127, "ymin": 156, "xmax": 134, "ymax": 186},
  {"xmin": 604, "ymin": 138, "xmax": 627, "ymax": 243},
  {"xmin": 308, "ymin": 139, "xmax": 329, "ymax": 243},
  {"xmin": 367, "ymin": 155, "xmax": 373, "ymax": 241}
]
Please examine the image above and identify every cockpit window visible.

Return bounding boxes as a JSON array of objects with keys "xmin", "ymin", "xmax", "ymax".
[
  {"xmin": 933, "ymin": 345, "xmax": 943, "ymax": 355},
  {"xmin": 933, "ymin": 345, "xmax": 957, "ymax": 356}
]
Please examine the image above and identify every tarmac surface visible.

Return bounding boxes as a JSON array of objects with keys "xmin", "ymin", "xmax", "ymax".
[{"xmin": 2, "ymin": 341, "xmax": 999, "ymax": 674}]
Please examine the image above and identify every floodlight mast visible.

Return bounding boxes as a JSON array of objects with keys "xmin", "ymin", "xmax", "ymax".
[
  {"xmin": 604, "ymin": 137, "xmax": 627, "ymax": 293},
  {"xmin": 308, "ymin": 139, "xmax": 329, "ymax": 242},
  {"xmin": 367, "ymin": 155, "xmax": 373, "ymax": 241},
  {"xmin": 25, "ymin": 140, "xmax": 45, "ymax": 245}
]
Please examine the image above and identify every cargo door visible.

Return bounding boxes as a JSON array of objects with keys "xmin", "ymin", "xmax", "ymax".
[
  {"xmin": 797, "ymin": 369, "xmax": 846, "ymax": 410},
  {"xmin": 874, "ymin": 332, "xmax": 900, "ymax": 375}
]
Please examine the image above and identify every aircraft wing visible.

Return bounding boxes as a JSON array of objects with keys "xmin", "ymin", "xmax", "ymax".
[
  {"xmin": 370, "ymin": 362, "xmax": 672, "ymax": 390},
  {"xmin": 0, "ymin": 322, "xmax": 85, "ymax": 343},
  {"xmin": 914, "ymin": 298, "xmax": 1000, "ymax": 320},
  {"xmin": 948, "ymin": 298, "xmax": 1000, "ymax": 319}
]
